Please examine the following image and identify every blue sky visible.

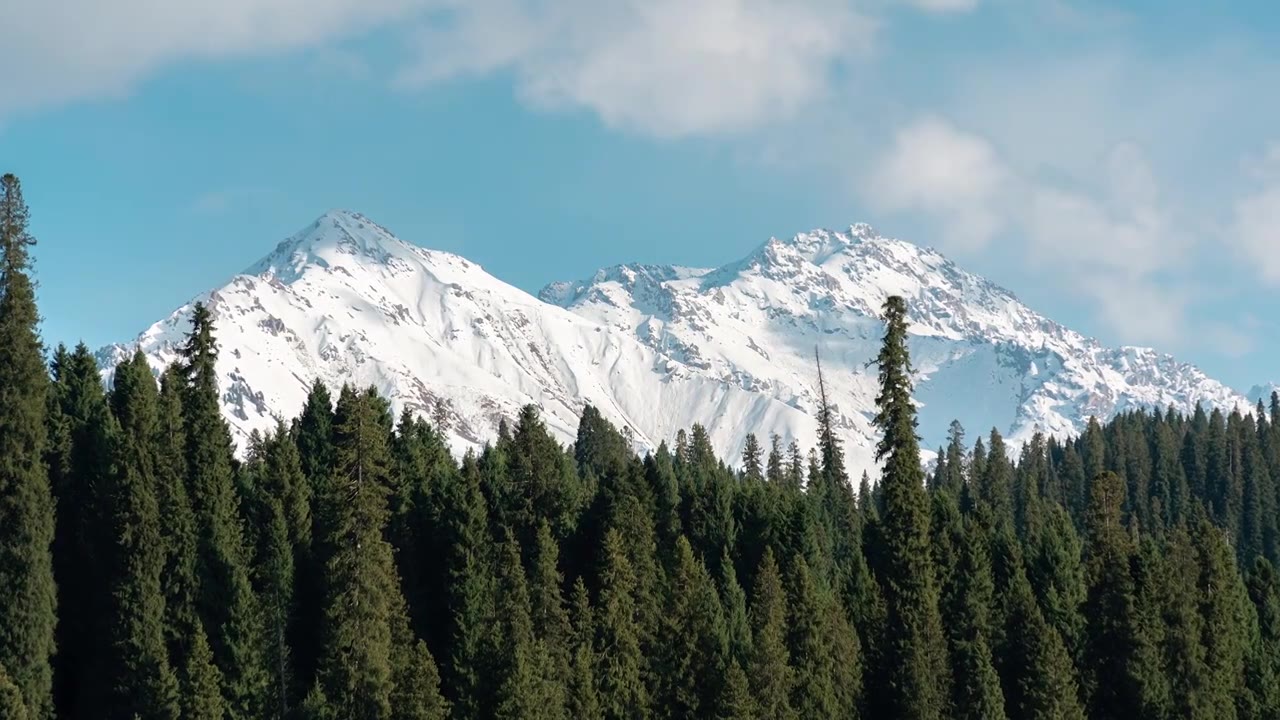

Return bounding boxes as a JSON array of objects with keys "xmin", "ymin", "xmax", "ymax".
[{"xmin": 2, "ymin": 0, "xmax": 1279, "ymax": 390}]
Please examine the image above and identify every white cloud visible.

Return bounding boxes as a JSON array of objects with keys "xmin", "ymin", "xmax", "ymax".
[
  {"xmin": 903, "ymin": 0, "xmax": 979, "ymax": 13},
  {"xmin": 867, "ymin": 116, "xmax": 1193, "ymax": 346},
  {"xmin": 396, "ymin": 0, "xmax": 877, "ymax": 138},
  {"xmin": 867, "ymin": 117, "xmax": 1009, "ymax": 252},
  {"xmin": 0, "ymin": 0, "xmax": 428, "ymax": 119},
  {"xmin": 1232, "ymin": 183, "xmax": 1280, "ymax": 286}
]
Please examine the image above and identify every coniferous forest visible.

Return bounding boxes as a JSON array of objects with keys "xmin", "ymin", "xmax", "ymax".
[{"xmin": 3, "ymin": 173, "xmax": 1280, "ymax": 720}]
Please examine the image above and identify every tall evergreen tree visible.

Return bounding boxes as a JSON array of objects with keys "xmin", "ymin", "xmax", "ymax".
[
  {"xmin": 595, "ymin": 529, "xmax": 649, "ymax": 720},
  {"xmin": 180, "ymin": 301, "xmax": 268, "ymax": 717},
  {"xmin": 991, "ymin": 531, "xmax": 1085, "ymax": 720},
  {"xmin": 315, "ymin": 386, "xmax": 406, "ymax": 718},
  {"xmin": 0, "ymin": 173, "xmax": 56, "ymax": 720},
  {"xmin": 106, "ymin": 352, "xmax": 183, "ymax": 720},
  {"xmin": 868, "ymin": 295, "xmax": 949, "ymax": 719},
  {"xmin": 47, "ymin": 343, "xmax": 117, "ymax": 717},
  {"xmin": 566, "ymin": 580, "xmax": 600, "ymax": 720},
  {"xmin": 748, "ymin": 548, "xmax": 796, "ymax": 720},
  {"xmin": 491, "ymin": 536, "xmax": 561, "ymax": 720},
  {"xmin": 0, "ymin": 663, "xmax": 28, "ymax": 720},
  {"xmin": 656, "ymin": 537, "xmax": 729, "ymax": 719}
]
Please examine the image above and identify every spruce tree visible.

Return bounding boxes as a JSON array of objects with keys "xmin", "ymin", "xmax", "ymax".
[
  {"xmin": 990, "ymin": 530, "xmax": 1084, "ymax": 720},
  {"xmin": 48, "ymin": 343, "xmax": 117, "ymax": 717},
  {"xmin": 1082, "ymin": 471, "xmax": 1153, "ymax": 718},
  {"xmin": 0, "ymin": 664, "xmax": 30, "ymax": 720},
  {"xmin": 529, "ymin": 522, "xmax": 572, "ymax": 692},
  {"xmin": 1162, "ymin": 525, "xmax": 1212, "ymax": 719},
  {"xmin": 938, "ymin": 508, "xmax": 1007, "ymax": 720},
  {"xmin": 443, "ymin": 453, "xmax": 495, "ymax": 717},
  {"xmin": 1245, "ymin": 559, "xmax": 1280, "ymax": 718},
  {"xmin": 717, "ymin": 549, "xmax": 752, "ymax": 670},
  {"xmin": 716, "ymin": 660, "xmax": 753, "ymax": 720},
  {"xmin": 868, "ymin": 295, "xmax": 949, "ymax": 719},
  {"xmin": 490, "ymin": 535, "xmax": 562, "ymax": 720},
  {"xmin": 180, "ymin": 301, "xmax": 268, "ymax": 717},
  {"xmin": 785, "ymin": 554, "xmax": 855, "ymax": 718},
  {"xmin": 566, "ymin": 580, "xmax": 600, "ymax": 720},
  {"xmin": 315, "ymin": 386, "xmax": 403, "ymax": 718},
  {"xmin": 748, "ymin": 548, "xmax": 796, "ymax": 720},
  {"xmin": 391, "ymin": 639, "xmax": 449, "ymax": 720},
  {"xmin": 107, "ymin": 352, "xmax": 183, "ymax": 720},
  {"xmin": 656, "ymin": 537, "xmax": 729, "ymax": 718},
  {"xmin": 595, "ymin": 528, "xmax": 649, "ymax": 720},
  {"xmin": 0, "ymin": 173, "xmax": 56, "ymax": 719},
  {"xmin": 183, "ymin": 621, "xmax": 227, "ymax": 720}
]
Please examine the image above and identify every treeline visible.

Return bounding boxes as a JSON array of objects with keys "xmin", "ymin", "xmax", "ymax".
[{"xmin": 2, "ymin": 172, "xmax": 1280, "ymax": 720}]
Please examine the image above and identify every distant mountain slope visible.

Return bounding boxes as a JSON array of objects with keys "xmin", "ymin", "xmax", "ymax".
[{"xmin": 98, "ymin": 211, "xmax": 1253, "ymax": 477}]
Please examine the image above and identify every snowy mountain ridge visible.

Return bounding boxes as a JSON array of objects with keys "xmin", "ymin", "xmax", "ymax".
[{"xmin": 97, "ymin": 210, "xmax": 1256, "ymax": 477}]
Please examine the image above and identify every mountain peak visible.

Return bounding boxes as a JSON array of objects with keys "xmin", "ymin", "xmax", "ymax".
[{"xmin": 245, "ymin": 209, "xmax": 418, "ymax": 283}]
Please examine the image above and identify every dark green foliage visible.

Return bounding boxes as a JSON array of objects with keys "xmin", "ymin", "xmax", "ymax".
[
  {"xmin": 315, "ymin": 386, "xmax": 403, "ymax": 718},
  {"xmin": 181, "ymin": 301, "xmax": 269, "ymax": 717},
  {"xmin": 596, "ymin": 529, "xmax": 649, "ymax": 720},
  {"xmin": 106, "ymin": 352, "xmax": 182, "ymax": 719},
  {"xmin": 566, "ymin": 580, "xmax": 600, "ymax": 720},
  {"xmin": 0, "ymin": 173, "xmax": 56, "ymax": 720},
  {"xmin": 716, "ymin": 661, "xmax": 753, "ymax": 720},
  {"xmin": 11, "ymin": 258, "xmax": 1280, "ymax": 720},
  {"xmin": 869, "ymin": 295, "xmax": 949, "ymax": 719},
  {"xmin": 392, "ymin": 639, "xmax": 449, "ymax": 720},
  {"xmin": 748, "ymin": 549, "xmax": 796, "ymax": 720},
  {"xmin": 656, "ymin": 536, "xmax": 729, "ymax": 718},
  {"xmin": 0, "ymin": 664, "xmax": 29, "ymax": 720}
]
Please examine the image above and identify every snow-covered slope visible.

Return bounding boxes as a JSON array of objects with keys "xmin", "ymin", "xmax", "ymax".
[{"xmin": 98, "ymin": 211, "xmax": 1252, "ymax": 476}]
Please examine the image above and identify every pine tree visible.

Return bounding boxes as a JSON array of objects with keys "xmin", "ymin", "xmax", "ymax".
[
  {"xmin": 491, "ymin": 535, "xmax": 562, "ymax": 720},
  {"xmin": 785, "ymin": 554, "xmax": 855, "ymax": 718},
  {"xmin": 47, "ymin": 343, "xmax": 117, "ymax": 717},
  {"xmin": 529, "ymin": 522, "xmax": 572, "ymax": 693},
  {"xmin": 107, "ymin": 352, "xmax": 182, "ymax": 719},
  {"xmin": 292, "ymin": 380, "xmax": 334, "ymax": 688},
  {"xmin": 1162, "ymin": 525, "xmax": 1212, "ymax": 719},
  {"xmin": 766, "ymin": 434, "xmax": 786, "ymax": 485},
  {"xmin": 1194, "ymin": 515, "xmax": 1251, "ymax": 714},
  {"xmin": 391, "ymin": 639, "xmax": 449, "ymax": 720},
  {"xmin": 990, "ymin": 530, "xmax": 1084, "ymax": 720},
  {"xmin": 716, "ymin": 660, "xmax": 753, "ymax": 720},
  {"xmin": 1082, "ymin": 471, "xmax": 1154, "ymax": 718},
  {"xmin": 717, "ymin": 549, "xmax": 752, "ymax": 670},
  {"xmin": 566, "ymin": 580, "xmax": 600, "ymax": 720},
  {"xmin": 868, "ymin": 295, "xmax": 949, "ymax": 719},
  {"xmin": 938, "ymin": 508, "xmax": 1006, "ymax": 720},
  {"xmin": 443, "ymin": 453, "xmax": 495, "ymax": 718},
  {"xmin": 0, "ymin": 173, "xmax": 56, "ymax": 720},
  {"xmin": 748, "ymin": 548, "xmax": 796, "ymax": 720},
  {"xmin": 315, "ymin": 386, "xmax": 403, "ymax": 718},
  {"xmin": 0, "ymin": 664, "xmax": 30, "ymax": 720},
  {"xmin": 657, "ymin": 537, "xmax": 729, "ymax": 718},
  {"xmin": 595, "ymin": 529, "xmax": 649, "ymax": 720},
  {"xmin": 1245, "ymin": 559, "xmax": 1280, "ymax": 718},
  {"xmin": 183, "ymin": 621, "xmax": 227, "ymax": 720},
  {"xmin": 180, "ymin": 301, "xmax": 268, "ymax": 717},
  {"xmin": 741, "ymin": 434, "xmax": 764, "ymax": 483}
]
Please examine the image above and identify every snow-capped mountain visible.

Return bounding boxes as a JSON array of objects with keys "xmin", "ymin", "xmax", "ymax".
[{"xmin": 98, "ymin": 210, "xmax": 1253, "ymax": 477}]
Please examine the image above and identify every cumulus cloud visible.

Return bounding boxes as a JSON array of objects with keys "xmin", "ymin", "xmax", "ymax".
[
  {"xmin": 868, "ymin": 117, "xmax": 1193, "ymax": 346},
  {"xmin": 1232, "ymin": 183, "xmax": 1280, "ymax": 286},
  {"xmin": 396, "ymin": 0, "xmax": 877, "ymax": 138},
  {"xmin": 867, "ymin": 117, "xmax": 1008, "ymax": 252}
]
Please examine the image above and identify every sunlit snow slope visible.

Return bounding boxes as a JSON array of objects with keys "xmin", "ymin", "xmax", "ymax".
[{"xmin": 98, "ymin": 211, "xmax": 1252, "ymax": 477}]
